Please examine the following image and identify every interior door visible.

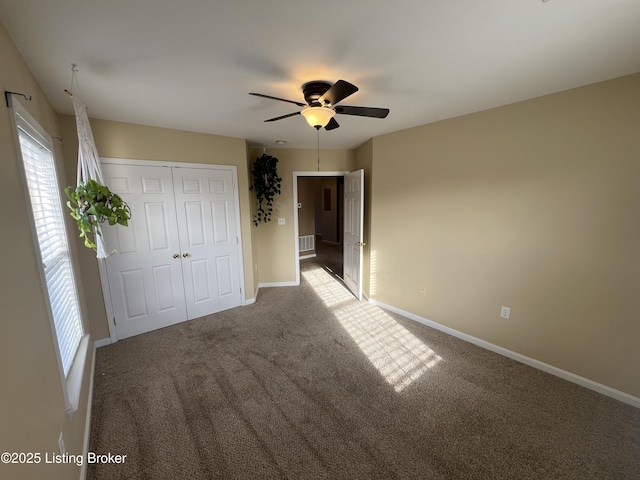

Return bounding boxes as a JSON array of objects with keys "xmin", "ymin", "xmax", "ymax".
[
  {"xmin": 172, "ymin": 167, "xmax": 243, "ymax": 319},
  {"xmin": 101, "ymin": 164, "xmax": 187, "ymax": 339},
  {"xmin": 343, "ymin": 169, "xmax": 364, "ymax": 300}
]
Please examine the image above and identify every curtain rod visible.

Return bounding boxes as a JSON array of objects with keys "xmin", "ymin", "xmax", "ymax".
[{"xmin": 4, "ymin": 90, "xmax": 32, "ymax": 108}]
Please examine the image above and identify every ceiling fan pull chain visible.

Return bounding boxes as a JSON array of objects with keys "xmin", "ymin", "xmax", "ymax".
[{"xmin": 317, "ymin": 128, "xmax": 320, "ymax": 172}]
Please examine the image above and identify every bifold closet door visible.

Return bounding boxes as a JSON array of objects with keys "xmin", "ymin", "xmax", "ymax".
[
  {"xmin": 101, "ymin": 164, "xmax": 188, "ymax": 339},
  {"xmin": 172, "ymin": 167, "xmax": 242, "ymax": 320},
  {"xmin": 101, "ymin": 163, "xmax": 244, "ymax": 339}
]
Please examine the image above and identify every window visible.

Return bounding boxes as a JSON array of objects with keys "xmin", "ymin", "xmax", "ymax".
[{"xmin": 13, "ymin": 102, "xmax": 87, "ymax": 413}]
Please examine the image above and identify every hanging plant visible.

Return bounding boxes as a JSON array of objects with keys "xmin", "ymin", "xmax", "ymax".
[
  {"xmin": 64, "ymin": 179, "xmax": 131, "ymax": 251},
  {"xmin": 250, "ymin": 153, "xmax": 282, "ymax": 226}
]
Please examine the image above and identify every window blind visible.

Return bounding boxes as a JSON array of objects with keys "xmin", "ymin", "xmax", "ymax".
[{"xmin": 17, "ymin": 115, "xmax": 84, "ymax": 377}]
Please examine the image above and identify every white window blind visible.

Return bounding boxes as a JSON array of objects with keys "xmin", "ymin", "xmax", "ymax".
[{"xmin": 16, "ymin": 112, "xmax": 84, "ymax": 377}]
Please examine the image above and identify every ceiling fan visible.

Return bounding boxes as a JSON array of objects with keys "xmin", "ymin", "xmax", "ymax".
[{"xmin": 249, "ymin": 79, "xmax": 389, "ymax": 130}]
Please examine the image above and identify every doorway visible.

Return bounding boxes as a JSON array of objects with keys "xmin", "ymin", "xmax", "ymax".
[
  {"xmin": 293, "ymin": 171, "xmax": 349, "ymax": 286},
  {"xmin": 299, "ymin": 175, "xmax": 344, "ymax": 276},
  {"xmin": 294, "ymin": 169, "xmax": 365, "ymax": 300}
]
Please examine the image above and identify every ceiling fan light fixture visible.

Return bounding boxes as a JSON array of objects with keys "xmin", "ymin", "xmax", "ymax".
[{"xmin": 301, "ymin": 106, "xmax": 335, "ymax": 128}]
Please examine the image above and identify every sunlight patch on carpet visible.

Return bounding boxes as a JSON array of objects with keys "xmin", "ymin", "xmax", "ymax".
[
  {"xmin": 302, "ymin": 266, "xmax": 353, "ymax": 307},
  {"xmin": 335, "ymin": 304, "xmax": 442, "ymax": 392},
  {"xmin": 302, "ymin": 266, "xmax": 442, "ymax": 392}
]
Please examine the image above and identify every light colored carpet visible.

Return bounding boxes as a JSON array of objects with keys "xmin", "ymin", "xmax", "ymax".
[{"xmin": 88, "ymin": 259, "xmax": 639, "ymax": 479}]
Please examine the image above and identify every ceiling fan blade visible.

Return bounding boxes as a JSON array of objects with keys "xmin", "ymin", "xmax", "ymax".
[
  {"xmin": 335, "ymin": 105, "xmax": 390, "ymax": 118},
  {"xmin": 324, "ymin": 117, "xmax": 340, "ymax": 131},
  {"xmin": 318, "ymin": 80, "xmax": 358, "ymax": 106},
  {"xmin": 250, "ymin": 92, "xmax": 306, "ymax": 107},
  {"xmin": 264, "ymin": 111, "xmax": 301, "ymax": 122}
]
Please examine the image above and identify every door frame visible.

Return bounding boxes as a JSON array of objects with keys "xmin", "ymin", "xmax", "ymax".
[
  {"xmin": 292, "ymin": 171, "xmax": 350, "ymax": 287},
  {"xmin": 97, "ymin": 157, "xmax": 247, "ymax": 344}
]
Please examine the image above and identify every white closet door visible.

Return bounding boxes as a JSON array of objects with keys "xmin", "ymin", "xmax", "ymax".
[
  {"xmin": 172, "ymin": 167, "xmax": 243, "ymax": 320},
  {"xmin": 101, "ymin": 164, "xmax": 187, "ymax": 339}
]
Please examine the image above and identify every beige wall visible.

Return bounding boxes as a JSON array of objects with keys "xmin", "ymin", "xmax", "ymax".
[
  {"xmin": 370, "ymin": 74, "xmax": 640, "ymax": 397},
  {"xmin": 246, "ymin": 142, "xmax": 259, "ymax": 295},
  {"xmin": 249, "ymin": 148, "xmax": 355, "ymax": 285},
  {"xmin": 57, "ymin": 116, "xmax": 256, "ymax": 338},
  {"xmin": 0, "ymin": 21, "xmax": 93, "ymax": 480}
]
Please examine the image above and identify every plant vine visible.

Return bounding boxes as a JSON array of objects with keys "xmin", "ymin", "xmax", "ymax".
[
  {"xmin": 65, "ymin": 179, "xmax": 131, "ymax": 251},
  {"xmin": 250, "ymin": 153, "xmax": 282, "ymax": 226}
]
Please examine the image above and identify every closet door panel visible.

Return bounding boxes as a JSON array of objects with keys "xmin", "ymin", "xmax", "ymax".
[
  {"xmin": 184, "ymin": 201, "xmax": 206, "ymax": 247},
  {"xmin": 173, "ymin": 167, "xmax": 243, "ymax": 320},
  {"xmin": 101, "ymin": 164, "xmax": 187, "ymax": 339}
]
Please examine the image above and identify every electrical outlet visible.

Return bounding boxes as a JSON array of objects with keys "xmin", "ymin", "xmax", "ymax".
[
  {"xmin": 58, "ymin": 432, "xmax": 65, "ymax": 455},
  {"xmin": 419, "ymin": 285, "xmax": 426, "ymax": 296},
  {"xmin": 500, "ymin": 306, "xmax": 511, "ymax": 319},
  {"xmin": 278, "ymin": 217, "xmax": 285, "ymax": 225}
]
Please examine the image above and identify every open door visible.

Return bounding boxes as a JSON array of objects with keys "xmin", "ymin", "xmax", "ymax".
[{"xmin": 343, "ymin": 169, "xmax": 364, "ymax": 300}]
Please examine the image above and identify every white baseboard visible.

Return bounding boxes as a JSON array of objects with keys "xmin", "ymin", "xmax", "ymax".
[
  {"xmin": 79, "ymin": 341, "xmax": 97, "ymax": 480},
  {"xmin": 370, "ymin": 299, "xmax": 640, "ymax": 408},
  {"xmin": 94, "ymin": 338, "xmax": 112, "ymax": 348},
  {"xmin": 299, "ymin": 253, "xmax": 317, "ymax": 260},
  {"xmin": 259, "ymin": 281, "xmax": 299, "ymax": 288},
  {"xmin": 243, "ymin": 297, "xmax": 256, "ymax": 306}
]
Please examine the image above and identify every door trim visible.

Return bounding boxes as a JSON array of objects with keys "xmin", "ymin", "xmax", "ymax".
[
  {"xmin": 98, "ymin": 157, "xmax": 246, "ymax": 344},
  {"xmin": 292, "ymin": 171, "xmax": 350, "ymax": 287}
]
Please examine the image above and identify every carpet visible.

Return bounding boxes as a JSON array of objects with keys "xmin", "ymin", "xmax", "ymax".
[{"xmin": 88, "ymin": 259, "xmax": 639, "ymax": 479}]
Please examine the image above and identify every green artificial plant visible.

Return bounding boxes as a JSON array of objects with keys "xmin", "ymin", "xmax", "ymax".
[
  {"xmin": 250, "ymin": 153, "xmax": 282, "ymax": 226},
  {"xmin": 65, "ymin": 179, "xmax": 131, "ymax": 251}
]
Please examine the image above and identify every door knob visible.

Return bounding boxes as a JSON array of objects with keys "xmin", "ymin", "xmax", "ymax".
[
  {"xmin": 173, "ymin": 253, "xmax": 180, "ymax": 259},
  {"xmin": 355, "ymin": 242, "xmax": 367, "ymax": 247},
  {"xmin": 182, "ymin": 252, "xmax": 190, "ymax": 258}
]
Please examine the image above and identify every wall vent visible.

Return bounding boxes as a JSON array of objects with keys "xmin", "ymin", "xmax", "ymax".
[{"xmin": 299, "ymin": 235, "xmax": 315, "ymax": 252}]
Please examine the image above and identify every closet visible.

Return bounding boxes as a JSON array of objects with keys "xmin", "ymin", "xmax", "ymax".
[{"xmin": 99, "ymin": 160, "xmax": 244, "ymax": 340}]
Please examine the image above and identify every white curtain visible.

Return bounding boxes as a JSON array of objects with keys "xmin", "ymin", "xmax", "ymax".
[{"xmin": 70, "ymin": 95, "xmax": 109, "ymax": 258}]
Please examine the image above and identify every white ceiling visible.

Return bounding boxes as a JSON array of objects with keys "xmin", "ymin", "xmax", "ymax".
[{"xmin": 1, "ymin": 0, "xmax": 639, "ymax": 149}]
